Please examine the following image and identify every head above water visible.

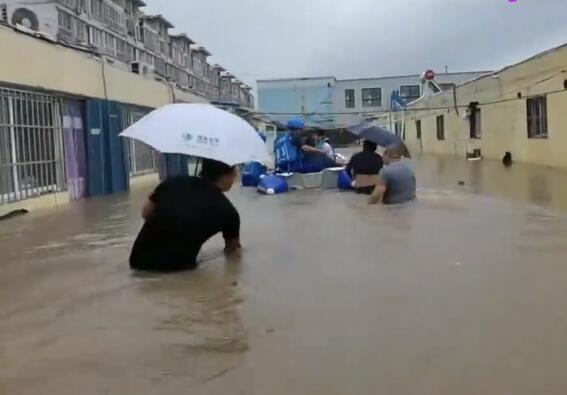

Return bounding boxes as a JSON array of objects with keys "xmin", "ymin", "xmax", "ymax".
[
  {"xmin": 384, "ymin": 144, "xmax": 404, "ymax": 164},
  {"xmin": 200, "ymin": 158, "xmax": 237, "ymax": 192},
  {"xmin": 362, "ymin": 140, "xmax": 378, "ymax": 152}
]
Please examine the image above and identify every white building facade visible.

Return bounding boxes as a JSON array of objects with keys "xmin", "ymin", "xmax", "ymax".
[
  {"xmin": 333, "ymin": 72, "xmax": 490, "ymax": 127},
  {"xmin": 257, "ymin": 72, "xmax": 489, "ymax": 129}
]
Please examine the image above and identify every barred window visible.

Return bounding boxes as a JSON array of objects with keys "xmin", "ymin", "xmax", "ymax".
[
  {"xmin": 400, "ymin": 85, "xmax": 420, "ymax": 101},
  {"xmin": 345, "ymin": 89, "xmax": 355, "ymax": 108},
  {"xmin": 527, "ymin": 96, "xmax": 548, "ymax": 138},
  {"xmin": 362, "ymin": 88, "xmax": 382, "ymax": 107},
  {"xmin": 0, "ymin": 88, "xmax": 66, "ymax": 204},
  {"xmin": 122, "ymin": 109, "xmax": 157, "ymax": 177}
]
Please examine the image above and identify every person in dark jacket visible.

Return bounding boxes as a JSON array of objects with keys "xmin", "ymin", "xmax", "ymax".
[
  {"xmin": 346, "ymin": 140, "xmax": 384, "ymax": 195},
  {"xmin": 130, "ymin": 159, "xmax": 241, "ymax": 272}
]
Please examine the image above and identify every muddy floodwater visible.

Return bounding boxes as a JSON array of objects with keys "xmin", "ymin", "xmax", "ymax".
[{"xmin": 2, "ymin": 155, "xmax": 567, "ymax": 395}]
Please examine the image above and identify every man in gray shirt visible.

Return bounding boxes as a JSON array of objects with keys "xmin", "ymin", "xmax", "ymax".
[{"xmin": 369, "ymin": 144, "xmax": 416, "ymax": 205}]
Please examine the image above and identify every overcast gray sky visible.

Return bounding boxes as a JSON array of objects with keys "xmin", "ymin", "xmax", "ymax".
[{"xmin": 144, "ymin": 0, "xmax": 567, "ymax": 85}]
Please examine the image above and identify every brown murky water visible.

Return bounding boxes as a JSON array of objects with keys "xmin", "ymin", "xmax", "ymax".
[{"xmin": 2, "ymin": 155, "xmax": 567, "ymax": 395}]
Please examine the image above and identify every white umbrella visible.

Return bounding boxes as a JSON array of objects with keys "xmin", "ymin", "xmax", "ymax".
[{"xmin": 120, "ymin": 103, "xmax": 270, "ymax": 166}]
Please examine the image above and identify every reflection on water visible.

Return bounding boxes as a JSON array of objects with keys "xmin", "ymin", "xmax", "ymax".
[
  {"xmin": 2, "ymin": 156, "xmax": 567, "ymax": 394},
  {"xmin": 418, "ymin": 155, "xmax": 567, "ymax": 211}
]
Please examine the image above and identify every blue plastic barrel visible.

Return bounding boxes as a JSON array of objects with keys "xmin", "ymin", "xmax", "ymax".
[
  {"xmin": 241, "ymin": 162, "xmax": 267, "ymax": 187},
  {"xmin": 338, "ymin": 170, "xmax": 354, "ymax": 191},
  {"xmin": 257, "ymin": 175, "xmax": 289, "ymax": 195}
]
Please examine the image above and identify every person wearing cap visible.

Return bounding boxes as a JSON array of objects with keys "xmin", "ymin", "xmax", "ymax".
[
  {"xmin": 369, "ymin": 144, "xmax": 416, "ymax": 205},
  {"xmin": 130, "ymin": 158, "xmax": 241, "ymax": 272},
  {"xmin": 287, "ymin": 118, "xmax": 337, "ymax": 172}
]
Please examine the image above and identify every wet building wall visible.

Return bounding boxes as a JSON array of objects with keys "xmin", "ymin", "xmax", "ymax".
[
  {"xmin": 0, "ymin": 91, "xmax": 153, "ymax": 216},
  {"xmin": 401, "ymin": 43, "xmax": 567, "ymax": 169},
  {"xmin": 0, "ymin": 25, "xmax": 207, "ymax": 108},
  {"xmin": 0, "ymin": 25, "xmax": 206, "ymax": 215}
]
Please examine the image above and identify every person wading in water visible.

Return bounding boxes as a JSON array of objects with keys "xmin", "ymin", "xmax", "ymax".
[{"xmin": 130, "ymin": 159, "xmax": 241, "ymax": 272}]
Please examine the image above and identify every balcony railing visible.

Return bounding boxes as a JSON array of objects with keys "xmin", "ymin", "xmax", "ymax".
[{"xmin": 56, "ymin": 0, "xmax": 77, "ymax": 10}]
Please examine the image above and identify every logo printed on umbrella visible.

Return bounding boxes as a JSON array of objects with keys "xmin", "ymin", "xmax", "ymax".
[{"xmin": 190, "ymin": 134, "xmax": 221, "ymax": 146}]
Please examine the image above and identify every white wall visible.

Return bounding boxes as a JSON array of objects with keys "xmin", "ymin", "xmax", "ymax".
[{"xmin": 333, "ymin": 72, "xmax": 489, "ymax": 127}]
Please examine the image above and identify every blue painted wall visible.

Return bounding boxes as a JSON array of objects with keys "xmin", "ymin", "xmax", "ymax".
[
  {"xmin": 85, "ymin": 99, "xmax": 130, "ymax": 196},
  {"xmin": 257, "ymin": 78, "xmax": 336, "ymax": 128},
  {"xmin": 86, "ymin": 100, "xmax": 106, "ymax": 196}
]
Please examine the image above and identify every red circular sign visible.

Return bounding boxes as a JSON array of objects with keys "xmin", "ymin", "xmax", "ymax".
[{"xmin": 424, "ymin": 69, "xmax": 436, "ymax": 81}]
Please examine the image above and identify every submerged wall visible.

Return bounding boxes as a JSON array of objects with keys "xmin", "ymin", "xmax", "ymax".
[{"xmin": 401, "ymin": 44, "xmax": 567, "ymax": 169}]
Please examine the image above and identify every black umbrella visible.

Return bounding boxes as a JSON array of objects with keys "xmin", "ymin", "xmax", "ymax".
[{"xmin": 347, "ymin": 122, "xmax": 402, "ymax": 147}]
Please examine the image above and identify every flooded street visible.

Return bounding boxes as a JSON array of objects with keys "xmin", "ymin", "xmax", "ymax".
[{"xmin": 2, "ymin": 155, "xmax": 567, "ymax": 395}]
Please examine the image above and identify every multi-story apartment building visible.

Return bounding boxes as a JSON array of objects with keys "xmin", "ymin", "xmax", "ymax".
[
  {"xmin": 0, "ymin": 0, "xmax": 254, "ymax": 214},
  {"xmin": 0, "ymin": 0, "xmax": 254, "ymax": 107}
]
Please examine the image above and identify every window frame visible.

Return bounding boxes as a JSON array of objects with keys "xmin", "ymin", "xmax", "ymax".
[
  {"xmin": 527, "ymin": 96, "xmax": 548, "ymax": 139},
  {"xmin": 436, "ymin": 115, "xmax": 445, "ymax": 141},
  {"xmin": 345, "ymin": 89, "xmax": 355, "ymax": 109},
  {"xmin": 361, "ymin": 88, "xmax": 382, "ymax": 108},
  {"xmin": 400, "ymin": 85, "xmax": 421, "ymax": 101}
]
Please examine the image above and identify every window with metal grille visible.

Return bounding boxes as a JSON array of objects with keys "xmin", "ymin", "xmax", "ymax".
[
  {"xmin": 58, "ymin": 10, "xmax": 72, "ymax": 32},
  {"xmin": 345, "ymin": 89, "xmax": 355, "ymax": 108},
  {"xmin": 469, "ymin": 102, "xmax": 482, "ymax": 139},
  {"xmin": 89, "ymin": 26, "xmax": 103, "ymax": 47},
  {"xmin": 122, "ymin": 109, "xmax": 157, "ymax": 177},
  {"xmin": 400, "ymin": 85, "xmax": 420, "ymax": 101},
  {"xmin": 56, "ymin": 0, "xmax": 77, "ymax": 10},
  {"xmin": 116, "ymin": 38, "xmax": 128, "ymax": 61},
  {"xmin": 436, "ymin": 115, "xmax": 445, "ymax": 140},
  {"xmin": 0, "ymin": 88, "xmax": 66, "ymax": 204},
  {"xmin": 102, "ymin": 1, "xmax": 126, "ymax": 34},
  {"xmin": 362, "ymin": 88, "xmax": 382, "ymax": 107},
  {"xmin": 527, "ymin": 96, "xmax": 548, "ymax": 138},
  {"xmin": 126, "ymin": 44, "xmax": 136, "ymax": 62},
  {"xmin": 154, "ymin": 57, "xmax": 166, "ymax": 76},
  {"xmin": 104, "ymin": 32, "xmax": 116, "ymax": 55},
  {"xmin": 78, "ymin": 0, "xmax": 88, "ymax": 12},
  {"xmin": 90, "ymin": 0, "xmax": 103, "ymax": 21}
]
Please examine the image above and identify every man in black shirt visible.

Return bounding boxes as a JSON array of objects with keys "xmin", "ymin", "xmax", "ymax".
[
  {"xmin": 346, "ymin": 140, "xmax": 384, "ymax": 195},
  {"xmin": 130, "ymin": 159, "xmax": 241, "ymax": 272}
]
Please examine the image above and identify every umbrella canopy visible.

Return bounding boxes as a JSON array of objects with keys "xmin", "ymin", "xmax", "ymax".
[
  {"xmin": 347, "ymin": 122, "xmax": 402, "ymax": 147},
  {"xmin": 120, "ymin": 103, "xmax": 270, "ymax": 166}
]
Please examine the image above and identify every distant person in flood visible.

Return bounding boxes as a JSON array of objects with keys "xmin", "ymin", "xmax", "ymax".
[
  {"xmin": 316, "ymin": 130, "xmax": 335, "ymax": 161},
  {"xmin": 345, "ymin": 140, "xmax": 384, "ymax": 195},
  {"xmin": 503, "ymin": 152, "xmax": 513, "ymax": 167},
  {"xmin": 130, "ymin": 159, "xmax": 241, "ymax": 272},
  {"xmin": 369, "ymin": 144, "xmax": 416, "ymax": 205}
]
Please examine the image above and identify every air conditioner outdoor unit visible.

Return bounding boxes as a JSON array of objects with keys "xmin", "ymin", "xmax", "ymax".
[
  {"xmin": 130, "ymin": 61, "xmax": 155, "ymax": 77},
  {"xmin": 9, "ymin": 7, "xmax": 40, "ymax": 31}
]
